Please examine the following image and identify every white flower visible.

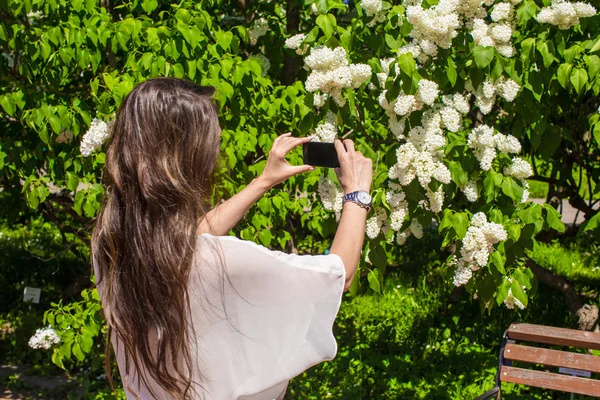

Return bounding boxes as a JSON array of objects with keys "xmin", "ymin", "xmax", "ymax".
[
  {"xmin": 440, "ymin": 106, "xmax": 461, "ymax": 132},
  {"xmin": 313, "ymin": 93, "xmax": 327, "ymax": 108},
  {"xmin": 362, "ymin": 0, "xmax": 383, "ymax": 16},
  {"xmin": 463, "ymin": 180, "xmax": 479, "ymax": 202},
  {"xmin": 491, "ymin": 3, "xmax": 513, "ymax": 21},
  {"xmin": 285, "ymin": 33, "xmax": 306, "ymax": 55},
  {"xmin": 468, "ymin": 124, "xmax": 522, "ymax": 171},
  {"xmin": 366, "ymin": 208, "xmax": 388, "ymax": 239},
  {"xmin": 406, "ymin": 0, "xmax": 461, "ymax": 50},
  {"xmin": 495, "ymin": 78, "xmax": 520, "ymax": 102},
  {"xmin": 318, "ymin": 176, "xmax": 344, "ymax": 214},
  {"xmin": 397, "ymin": 230, "xmax": 411, "ymax": 245},
  {"xmin": 311, "ymin": 110, "xmax": 338, "ymax": 142},
  {"xmin": 417, "ymin": 79, "xmax": 440, "ymax": 105},
  {"xmin": 350, "ymin": 64, "xmax": 373, "ymax": 88},
  {"xmin": 451, "ymin": 257, "xmax": 473, "ymax": 287},
  {"xmin": 311, "ymin": 2, "xmax": 320, "ymax": 14},
  {"xmin": 394, "ymin": 94, "xmax": 418, "ymax": 116},
  {"xmin": 80, "ymin": 118, "xmax": 111, "ymax": 157},
  {"xmin": 460, "ymin": 212, "xmax": 507, "ymax": 270},
  {"xmin": 303, "ymin": 46, "xmax": 371, "ymax": 106},
  {"xmin": 505, "ymin": 157, "xmax": 533, "ymax": 179},
  {"xmin": 426, "ymin": 186, "xmax": 445, "ymax": 213},
  {"xmin": 409, "ymin": 219, "xmax": 424, "ymax": 239},
  {"xmin": 537, "ymin": 0, "xmax": 596, "ymax": 29},
  {"xmin": 504, "ymin": 288, "xmax": 525, "ymax": 310},
  {"xmin": 248, "ymin": 18, "xmax": 269, "ymax": 46},
  {"xmin": 490, "ymin": 24, "xmax": 512, "ymax": 43},
  {"xmin": 389, "ymin": 115, "xmax": 407, "ymax": 139},
  {"xmin": 29, "ymin": 326, "xmax": 61, "ymax": 350}
]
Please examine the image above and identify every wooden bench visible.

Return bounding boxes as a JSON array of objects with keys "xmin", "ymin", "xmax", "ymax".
[{"xmin": 475, "ymin": 323, "xmax": 600, "ymax": 399}]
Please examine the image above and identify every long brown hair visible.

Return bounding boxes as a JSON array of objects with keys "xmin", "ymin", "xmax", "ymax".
[{"xmin": 91, "ymin": 77, "xmax": 221, "ymax": 398}]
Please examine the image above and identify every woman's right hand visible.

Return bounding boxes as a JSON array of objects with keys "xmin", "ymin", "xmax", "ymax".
[{"xmin": 334, "ymin": 139, "xmax": 373, "ymax": 194}]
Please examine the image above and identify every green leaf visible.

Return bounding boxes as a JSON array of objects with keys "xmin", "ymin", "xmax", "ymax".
[
  {"xmin": 72, "ymin": 342, "xmax": 85, "ymax": 361},
  {"xmin": 473, "ymin": 46, "xmax": 495, "ymax": 69},
  {"xmin": 452, "ymin": 212, "xmax": 469, "ymax": 239},
  {"xmin": 259, "ymin": 229, "xmax": 272, "ymax": 247},
  {"xmin": 490, "ymin": 251, "xmax": 505, "ymax": 274},
  {"xmin": 367, "ymin": 269, "xmax": 382, "ymax": 294},
  {"xmin": 520, "ymin": 38, "xmax": 535, "ymax": 66},
  {"xmin": 496, "ymin": 278, "xmax": 511, "ymax": 305},
  {"xmin": 369, "ymin": 244, "xmax": 387, "ymax": 269},
  {"xmin": 583, "ymin": 213, "xmax": 600, "ymax": 232},
  {"xmin": 446, "ymin": 58, "xmax": 457, "ymax": 87},
  {"xmin": 537, "ymin": 41, "xmax": 555, "ymax": 68},
  {"xmin": 0, "ymin": 95, "xmax": 16, "ymax": 116},
  {"xmin": 510, "ymin": 279, "xmax": 528, "ymax": 307},
  {"xmin": 502, "ymin": 177, "xmax": 524, "ymax": 201},
  {"xmin": 543, "ymin": 204, "xmax": 565, "ymax": 233},
  {"xmin": 316, "ymin": 14, "xmax": 337, "ymax": 39},
  {"xmin": 570, "ymin": 68, "xmax": 588, "ymax": 95},
  {"xmin": 557, "ymin": 63, "xmax": 573, "ymax": 89},
  {"xmin": 397, "ymin": 52, "xmax": 416, "ymax": 77},
  {"xmin": 65, "ymin": 172, "xmax": 79, "ymax": 192},
  {"xmin": 142, "ymin": 0, "xmax": 158, "ymax": 13},
  {"xmin": 518, "ymin": 203, "xmax": 542, "ymax": 224},
  {"xmin": 584, "ymin": 55, "xmax": 600, "ymax": 79}
]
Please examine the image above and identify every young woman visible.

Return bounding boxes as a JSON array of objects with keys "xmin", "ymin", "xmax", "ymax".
[{"xmin": 92, "ymin": 77, "xmax": 373, "ymax": 399}]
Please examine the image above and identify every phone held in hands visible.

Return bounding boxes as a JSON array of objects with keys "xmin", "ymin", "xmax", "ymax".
[{"xmin": 302, "ymin": 142, "xmax": 340, "ymax": 168}]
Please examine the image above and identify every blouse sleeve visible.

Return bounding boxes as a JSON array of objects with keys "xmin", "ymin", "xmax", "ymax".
[{"xmin": 195, "ymin": 233, "xmax": 346, "ymax": 399}]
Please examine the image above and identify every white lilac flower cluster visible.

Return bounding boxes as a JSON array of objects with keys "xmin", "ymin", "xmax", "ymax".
[
  {"xmin": 504, "ymin": 286, "xmax": 526, "ymax": 309},
  {"xmin": 386, "ymin": 183, "xmax": 409, "ymax": 231},
  {"xmin": 467, "ymin": 124, "xmax": 521, "ymax": 171},
  {"xmin": 362, "ymin": 0, "xmax": 386, "ymax": 26},
  {"xmin": 389, "ymin": 122, "xmax": 452, "ymax": 189},
  {"xmin": 248, "ymin": 18, "xmax": 269, "ymax": 46},
  {"xmin": 28, "ymin": 326, "xmax": 61, "ymax": 350},
  {"xmin": 303, "ymin": 47, "xmax": 372, "ymax": 107},
  {"xmin": 452, "ymin": 212, "xmax": 507, "ymax": 286},
  {"xmin": 406, "ymin": 0, "xmax": 461, "ymax": 50},
  {"xmin": 285, "ymin": 33, "xmax": 307, "ymax": 55},
  {"xmin": 311, "ymin": 110, "xmax": 338, "ymax": 142},
  {"xmin": 366, "ymin": 208, "xmax": 390, "ymax": 239},
  {"xmin": 504, "ymin": 157, "xmax": 533, "ymax": 180},
  {"xmin": 317, "ymin": 176, "xmax": 344, "ymax": 217},
  {"xmin": 536, "ymin": 0, "xmax": 597, "ymax": 29},
  {"xmin": 471, "ymin": 18, "xmax": 514, "ymax": 57},
  {"xmin": 462, "ymin": 180, "xmax": 479, "ymax": 202},
  {"xmin": 80, "ymin": 118, "xmax": 112, "ymax": 157},
  {"xmin": 468, "ymin": 77, "xmax": 521, "ymax": 114}
]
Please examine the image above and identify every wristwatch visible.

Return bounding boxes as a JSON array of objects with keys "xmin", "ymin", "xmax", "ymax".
[{"xmin": 342, "ymin": 191, "xmax": 372, "ymax": 212}]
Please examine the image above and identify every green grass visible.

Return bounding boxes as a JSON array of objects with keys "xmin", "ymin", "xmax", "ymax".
[{"xmin": 528, "ymin": 240, "xmax": 600, "ymax": 286}]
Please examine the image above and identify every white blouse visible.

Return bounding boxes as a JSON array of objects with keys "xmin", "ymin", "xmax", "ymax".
[{"xmin": 96, "ymin": 233, "xmax": 346, "ymax": 399}]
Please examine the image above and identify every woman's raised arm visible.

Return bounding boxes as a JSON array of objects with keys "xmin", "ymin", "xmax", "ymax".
[{"xmin": 197, "ymin": 134, "xmax": 314, "ymax": 236}]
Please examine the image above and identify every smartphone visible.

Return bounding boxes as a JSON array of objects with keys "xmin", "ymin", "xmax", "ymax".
[{"xmin": 303, "ymin": 142, "xmax": 340, "ymax": 168}]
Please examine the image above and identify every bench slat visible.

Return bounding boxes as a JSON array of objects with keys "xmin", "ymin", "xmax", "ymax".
[
  {"xmin": 501, "ymin": 366, "xmax": 600, "ymax": 397},
  {"xmin": 504, "ymin": 344, "xmax": 600, "ymax": 374},
  {"xmin": 508, "ymin": 323, "xmax": 600, "ymax": 350}
]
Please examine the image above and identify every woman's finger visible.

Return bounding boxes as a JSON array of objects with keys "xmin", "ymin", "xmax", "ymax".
[
  {"xmin": 343, "ymin": 139, "xmax": 355, "ymax": 155},
  {"xmin": 334, "ymin": 139, "xmax": 347, "ymax": 161},
  {"xmin": 279, "ymin": 136, "xmax": 312, "ymax": 154},
  {"xmin": 286, "ymin": 164, "xmax": 315, "ymax": 176},
  {"xmin": 273, "ymin": 132, "xmax": 292, "ymax": 145}
]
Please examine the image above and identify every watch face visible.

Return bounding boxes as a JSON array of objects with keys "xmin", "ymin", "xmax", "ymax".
[{"xmin": 357, "ymin": 191, "xmax": 372, "ymax": 204}]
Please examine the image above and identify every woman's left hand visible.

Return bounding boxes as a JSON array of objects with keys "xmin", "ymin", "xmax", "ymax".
[{"xmin": 257, "ymin": 133, "xmax": 315, "ymax": 190}]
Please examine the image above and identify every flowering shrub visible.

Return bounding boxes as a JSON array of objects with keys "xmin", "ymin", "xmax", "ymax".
[{"xmin": 1, "ymin": 0, "xmax": 599, "ymax": 352}]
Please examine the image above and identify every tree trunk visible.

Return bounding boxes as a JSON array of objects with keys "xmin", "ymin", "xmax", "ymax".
[
  {"xmin": 282, "ymin": 0, "xmax": 301, "ymax": 85},
  {"xmin": 526, "ymin": 258, "xmax": 598, "ymax": 331}
]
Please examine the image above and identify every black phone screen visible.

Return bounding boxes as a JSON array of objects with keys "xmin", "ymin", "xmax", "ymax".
[{"xmin": 302, "ymin": 142, "xmax": 340, "ymax": 168}]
